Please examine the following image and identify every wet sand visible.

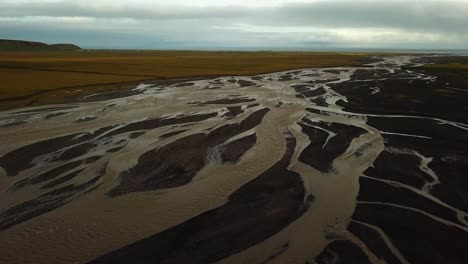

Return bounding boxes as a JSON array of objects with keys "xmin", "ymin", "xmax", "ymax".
[{"xmin": 0, "ymin": 55, "xmax": 467, "ymax": 264}]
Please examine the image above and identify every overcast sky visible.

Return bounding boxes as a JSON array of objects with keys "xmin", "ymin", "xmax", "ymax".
[{"xmin": 1, "ymin": 0, "xmax": 468, "ymax": 50}]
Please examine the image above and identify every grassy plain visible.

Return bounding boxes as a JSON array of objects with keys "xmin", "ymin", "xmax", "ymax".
[
  {"xmin": 424, "ymin": 63, "xmax": 468, "ymax": 70},
  {"xmin": 0, "ymin": 50, "xmax": 372, "ymax": 110},
  {"xmin": 421, "ymin": 59, "xmax": 468, "ymax": 92}
]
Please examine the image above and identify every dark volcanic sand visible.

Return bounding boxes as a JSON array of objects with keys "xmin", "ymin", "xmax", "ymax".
[
  {"xmin": 91, "ymin": 134, "xmax": 307, "ymax": 264},
  {"xmin": 321, "ymin": 55, "xmax": 468, "ymax": 264},
  {"xmin": 1, "ymin": 55, "xmax": 467, "ymax": 264},
  {"xmin": 107, "ymin": 108, "xmax": 269, "ymax": 197}
]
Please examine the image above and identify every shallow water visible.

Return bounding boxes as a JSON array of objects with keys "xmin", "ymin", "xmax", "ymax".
[{"xmin": 0, "ymin": 55, "xmax": 467, "ymax": 264}]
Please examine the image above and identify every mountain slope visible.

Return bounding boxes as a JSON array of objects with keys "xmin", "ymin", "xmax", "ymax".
[{"xmin": 0, "ymin": 39, "xmax": 81, "ymax": 51}]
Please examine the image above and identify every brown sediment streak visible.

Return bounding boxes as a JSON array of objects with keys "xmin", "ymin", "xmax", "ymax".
[
  {"xmin": 91, "ymin": 133, "xmax": 307, "ymax": 264},
  {"xmin": 0, "ymin": 172, "xmax": 103, "ymax": 231},
  {"xmin": 220, "ymin": 133, "xmax": 257, "ymax": 163},
  {"xmin": 349, "ymin": 220, "xmax": 410, "ymax": 264},
  {"xmin": 0, "ymin": 126, "xmax": 113, "ymax": 176},
  {"xmin": 107, "ymin": 108, "xmax": 269, "ymax": 197},
  {"xmin": 222, "ymin": 106, "xmax": 243, "ymax": 119},
  {"xmin": 314, "ymin": 239, "xmax": 373, "ymax": 264},
  {"xmin": 202, "ymin": 97, "xmax": 255, "ymax": 104},
  {"xmin": 105, "ymin": 112, "xmax": 218, "ymax": 137},
  {"xmin": 11, "ymin": 160, "xmax": 84, "ymax": 190},
  {"xmin": 1, "ymin": 55, "xmax": 467, "ymax": 264},
  {"xmin": 159, "ymin": 129, "xmax": 188, "ymax": 139},
  {"xmin": 0, "ymin": 63, "xmax": 374, "ymax": 264},
  {"xmin": 298, "ymin": 119, "xmax": 367, "ymax": 172}
]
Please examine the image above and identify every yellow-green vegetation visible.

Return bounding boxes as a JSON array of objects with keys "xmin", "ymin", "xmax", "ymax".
[
  {"xmin": 421, "ymin": 61, "xmax": 468, "ymax": 95},
  {"xmin": 0, "ymin": 50, "xmax": 371, "ymax": 110},
  {"xmin": 424, "ymin": 63, "xmax": 468, "ymax": 70}
]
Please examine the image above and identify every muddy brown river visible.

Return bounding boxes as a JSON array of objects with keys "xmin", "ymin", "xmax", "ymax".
[{"xmin": 1, "ymin": 55, "xmax": 467, "ymax": 264}]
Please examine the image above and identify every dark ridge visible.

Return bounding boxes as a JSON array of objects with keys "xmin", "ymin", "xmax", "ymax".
[
  {"xmin": 220, "ymin": 133, "xmax": 257, "ymax": 163},
  {"xmin": 44, "ymin": 112, "xmax": 67, "ymax": 120},
  {"xmin": 173, "ymin": 82, "xmax": 195, "ymax": 87},
  {"xmin": 0, "ymin": 133, "xmax": 84, "ymax": 176},
  {"xmin": 247, "ymin": 103, "xmax": 260, "ymax": 108},
  {"xmin": 348, "ymin": 221, "xmax": 404, "ymax": 264},
  {"xmin": 332, "ymin": 66, "xmax": 468, "ymax": 123},
  {"xmin": 209, "ymin": 79, "xmax": 224, "ymax": 85},
  {"xmin": 78, "ymin": 89, "xmax": 140, "ymax": 102},
  {"xmin": 0, "ymin": 39, "xmax": 81, "ymax": 51},
  {"xmin": 107, "ymin": 108, "xmax": 269, "ymax": 197},
  {"xmin": 308, "ymin": 78, "xmax": 340, "ymax": 85},
  {"xmin": 129, "ymin": 131, "xmax": 145, "ymax": 139},
  {"xmin": 301, "ymin": 87, "xmax": 327, "ymax": 98},
  {"xmin": 259, "ymin": 243, "xmax": 289, "ymax": 264},
  {"xmin": 0, "ymin": 121, "xmax": 26, "ymax": 127},
  {"xmin": 91, "ymin": 134, "xmax": 307, "ymax": 264},
  {"xmin": 74, "ymin": 116, "xmax": 97, "ymax": 123},
  {"xmin": 301, "ymin": 73, "xmax": 321, "ymax": 77},
  {"xmin": 11, "ymin": 154, "xmax": 103, "ymax": 191},
  {"xmin": 84, "ymin": 156, "xmax": 103, "ymax": 164},
  {"xmin": 0, "ymin": 175, "xmax": 101, "ymax": 231},
  {"xmin": 299, "ymin": 119, "xmax": 366, "ymax": 172},
  {"xmin": 106, "ymin": 112, "xmax": 217, "ymax": 137},
  {"xmin": 367, "ymin": 116, "xmax": 468, "ymax": 145},
  {"xmin": 107, "ymin": 146, "xmax": 126, "ymax": 153},
  {"xmin": 203, "ymin": 97, "xmax": 255, "ymax": 105},
  {"xmin": 78, "ymin": 162, "xmax": 106, "ymax": 197},
  {"xmin": 41, "ymin": 169, "xmax": 86, "ymax": 189},
  {"xmin": 222, "ymin": 106, "xmax": 243, "ymax": 119},
  {"xmin": 278, "ymin": 74, "xmax": 292, "ymax": 81},
  {"xmin": 210, "ymin": 108, "xmax": 269, "ymax": 136},
  {"xmin": 204, "ymin": 86, "xmax": 221, "ymax": 90},
  {"xmin": 430, "ymin": 153, "xmax": 468, "ymax": 213},
  {"xmin": 363, "ymin": 150, "xmax": 428, "ymax": 190},
  {"xmin": 11, "ymin": 160, "xmax": 84, "ymax": 190},
  {"xmin": 237, "ymin": 80, "xmax": 256, "ymax": 87},
  {"xmin": 351, "ymin": 203, "xmax": 468, "ymax": 263},
  {"xmin": 357, "ymin": 176, "xmax": 460, "ymax": 224},
  {"xmin": 306, "ymin": 107, "xmax": 329, "ymax": 116},
  {"xmin": 367, "ymin": 129, "xmax": 468, "ymax": 211},
  {"xmin": 291, "ymin": 84, "xmax": 310, "ymax": 93},
  {"xmin": 53, "ymin": 142, "xmax": 98, "ymax": 161},
  {"xmin": 160, "ymin": 130, "xmax": 188, "ymax": 139},
  {"xmin": 421, "ymin": 67, "xmax": 468, "ymax": 92},
  {"xmin": 108, "ymin": 134, "xmax": 208, "ymax": 195},
  {"xmin": 323, "ymin": 70, "xmax": 342, "ymax": 74},
  {"xmin": 309, "ymin": 97, "xmax": 329, "ymax": 107},
  {"xmin": 314, "ymin": 240, "xmax": 371, "ymax": 264},
  {"xmin": 0, "ymin": 126, "xmax": 114, "ymax": 176},
  {"xmin": 81, "ymin": 183, "xmax": 103, "ymax": 196},
  {"xmin": 13, "ymin": 106, "xmax": 76, "ymax": 114},
  {"xmin": 50, "ymin": 44, "xmax": 82, "ymax": 51}
]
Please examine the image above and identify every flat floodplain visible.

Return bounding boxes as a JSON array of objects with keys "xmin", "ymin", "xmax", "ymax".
[
  {"xmin": 0, "ymin": 51, "xmax": 369, "ymax": 110},
  {"xmin": 0, "ymin": 54, "xmax": 468, "ymax": 264}
]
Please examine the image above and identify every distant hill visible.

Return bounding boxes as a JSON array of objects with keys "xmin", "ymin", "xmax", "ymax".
[{"xmin": 0, "ymin": 39, "xmax": 81, "ymax": 51}]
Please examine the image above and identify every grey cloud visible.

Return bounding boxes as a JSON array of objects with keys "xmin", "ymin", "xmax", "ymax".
[
  {"xmin": 0, "ymin": 0, "xmax": 467, "ymax": 49},
  {"xmin": 2, "ymin": 0, "xmax": 468, "ymax": 32},
  {"xmin": 0, "ymin": 2, "xmax": 248, "ymax": 20},
  {"xmin": 267, "ymin": 1, "xmax": 468, "ymax": 33}
]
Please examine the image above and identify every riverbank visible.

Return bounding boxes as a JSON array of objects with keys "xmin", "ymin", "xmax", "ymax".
[{"xmin": 0, "ymin": 51, "xmax": 376, "ymax": 110}]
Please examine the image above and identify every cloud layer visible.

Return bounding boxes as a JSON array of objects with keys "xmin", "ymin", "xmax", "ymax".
[{"xmin": 1, "ymin": 0, "xmax": 467, "ymax": 49}]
